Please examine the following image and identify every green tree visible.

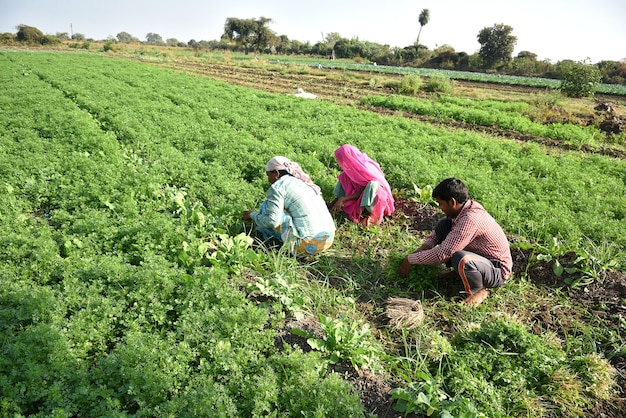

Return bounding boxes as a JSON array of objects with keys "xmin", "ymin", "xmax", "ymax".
[
  {"xmin": 223, "ymin": 17, "xmax": 275, "ymax": 54},
  {"xmin": 516, "ymin": 50, "xmax": 537, "ymax": 60},
  {"xmin": 41, "ymin": 35, "xmax": 61, "ymax": 45},
  {"xmin": 477, "ymin": 23, "xmax": 517, "ymax": 68},
  {"xmin": 254, "ymin": 17, "xmax": 275, "ymax": 52},
  {"xmin": 416, "ymin": 9, "xmax": 430, "ymax": 49},
  {"xmin": 511, "ymin": 52, "xmax": 547, "ymax": 76},
  {"xmin": 71, "ymin": 33, "xmax": 85, "ymax": 41},
  {"xmin": 324, "ymin": 32, "xmax": 342, "ymax": 49},
  {"xmin": 117, "ymin": 32, "xmax": 138, "ymax": 43},
  {"xmin": 224, "ymin": 18, "xmax": 257, "ymax": 53},
  {"xmin": 145, "ymin": 33, "xmax": 164, "ymax": 45},
  {"xmin": 16, "ymin": 24, "xmax": 44, "ymax": 43},
  {"xmin": 274, "ymin": 34, "xmax": 290, "ymax": 54},
  {"xmin": 188, "ymin": 39, "xmax": 200, "ymax": 50},
  {"xmin": 596, "ymin": 60, "xmax": 626, "ymax": 84},
  {"xmin": 287, "ymin": 40, "xmax": 311, "ymax": 55}
]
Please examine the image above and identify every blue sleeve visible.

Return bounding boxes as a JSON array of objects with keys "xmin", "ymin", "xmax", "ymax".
[{"xmin": 250, "ymin": 185, "xmax": 285, "ymax": 229}]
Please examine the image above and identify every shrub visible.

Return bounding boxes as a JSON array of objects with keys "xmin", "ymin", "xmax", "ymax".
[
  {"xmin": 398, "ymin": 75, "xmax": 423, "ymax": 95},
  {"xmin": 422, "ymin": 74, "xmax": 454, "ymax": 93},
  {"xmin": 559, "ymin": 61, "xmax": 602, "ymax": 98},
  {"xmin": 102, "ymin": 41, "xmax": 117, "ymax": 52}
]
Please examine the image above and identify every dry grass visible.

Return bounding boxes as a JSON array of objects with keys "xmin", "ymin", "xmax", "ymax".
[{"xmin": 385, "ymin": 297, "xmax": 425, "ymax": 329}]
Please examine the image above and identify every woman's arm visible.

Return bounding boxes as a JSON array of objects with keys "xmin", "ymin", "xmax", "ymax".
[
  {"xmin": 250, "ymin": 186, "xmax": 285, "ymax": 228},
  {"xmin": 330, "ymin": 186, "xmax": 364, "ymax": 213}
]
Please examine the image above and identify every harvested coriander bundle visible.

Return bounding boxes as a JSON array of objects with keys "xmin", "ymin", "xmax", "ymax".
[{"xmin": 385, "ymin": 297, "xmax": 424, "ymax": 329}]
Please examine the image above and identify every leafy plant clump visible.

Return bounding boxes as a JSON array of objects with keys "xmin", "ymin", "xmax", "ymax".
[
  {"xmin": 292, "ymin": 313, "xmax": 385, "ymax": 371},
  {"xmin": 398, "ymin": 74, "xmax": 423, "ymax": 95},
  {"xmin": 559, "ymin": 60, "xmax": 602, "ymax": 98},
  {"xmin": 422, "ymin": 74, "xmax": 454, "ymax": 93},
  {"xmin": 440, "ymin": 319, "xmax": 614, "ymax": 416}
]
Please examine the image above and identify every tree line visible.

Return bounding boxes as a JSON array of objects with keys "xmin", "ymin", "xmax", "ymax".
[{"xmin": 3, "ymin": 20, "xmax": 625, "ymax": 85}]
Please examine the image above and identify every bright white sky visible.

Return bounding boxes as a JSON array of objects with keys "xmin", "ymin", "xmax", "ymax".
[{"xmin": 1, "ymin": 0, "xmax": 624, "ymax": 63}]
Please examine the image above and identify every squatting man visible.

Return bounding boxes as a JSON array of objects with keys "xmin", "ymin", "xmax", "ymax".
[{"xmin": 398, "ymin": 178, "xmax": 513, "ymax": 306}]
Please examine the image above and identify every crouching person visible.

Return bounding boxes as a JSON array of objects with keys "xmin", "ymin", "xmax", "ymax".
[
  {"xmin": 398, "ymin": 178, "xmax": 512, "ymax": 306},
  {"xmin": 243, "ymin": 156, "xmax": 336, "ymax": 256}
]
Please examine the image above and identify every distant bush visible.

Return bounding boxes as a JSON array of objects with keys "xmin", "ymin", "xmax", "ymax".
[
  {"xmin": 16, "ymin": 25, "xmax": 43, "ymax": 43},
  {"xmin": 76, "ymin": 41, "xmax": 91, "ymax": 50},
  {"xmin": 102, "ymin": 41, "xmax": 117, "ymax": 52},
  {"xmin": 398, "ymin": 74, "xmax": 423, "ymax": 95},
  {"xmin": 41, "ymin": 35, "xmax": 62, "ymax": 46},
  {"xmin": 422, "ymin": 74, "xmax": 454, "ymax": 93},
  {"xmin": 559, "ymin": 61, "xmax": 602, "ymax": 98}
]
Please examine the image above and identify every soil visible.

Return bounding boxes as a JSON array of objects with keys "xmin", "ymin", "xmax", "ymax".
[{"xmin": 170, "ymin": 60, "xmax": 625, "ymax": 417}]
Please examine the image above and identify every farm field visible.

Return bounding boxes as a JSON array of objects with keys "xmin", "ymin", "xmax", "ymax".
[
  {"xmin": 152, "ymin": 55, "xmax": 626, "ymax": 158},
  {"xmin": 1, "ymin": 49, "xmax": 625, "ymax": 417}
]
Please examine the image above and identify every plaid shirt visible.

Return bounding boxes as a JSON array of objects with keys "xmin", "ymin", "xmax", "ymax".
[{"xmin": 407, "ymin": 200, "xmax": 512, "ymax": 279}]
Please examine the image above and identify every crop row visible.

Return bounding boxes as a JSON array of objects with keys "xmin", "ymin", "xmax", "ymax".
[
  {"xmin": 360, "ymin": 94, "xmax": 604, "ymax": 146},
  {"xmin": 0, "ymin": 51, "xmax": 368, "ymax": 416},
  {"xmin": 4, "ymin": 51, "xmax": 626, "ymax": 254}
]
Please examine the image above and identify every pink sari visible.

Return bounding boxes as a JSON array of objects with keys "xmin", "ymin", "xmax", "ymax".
[{"xmin": 334, "ymin": 144, "xmax": 395, "ymax": 224}]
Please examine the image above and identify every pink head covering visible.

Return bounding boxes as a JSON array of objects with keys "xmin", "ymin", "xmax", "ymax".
[{"xmin": 334, "ymin": 144, "xmax": 394, "ymax": 224}]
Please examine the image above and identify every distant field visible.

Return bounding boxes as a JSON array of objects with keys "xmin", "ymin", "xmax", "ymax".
[{"xmin": 172, "ymin": 52, "xmax": 626, "ymax": 96}]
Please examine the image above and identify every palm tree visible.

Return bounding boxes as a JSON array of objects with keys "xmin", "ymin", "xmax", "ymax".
[{"xmin": 416, "ymin": 8, "xmax": 430, "ymax": 49}]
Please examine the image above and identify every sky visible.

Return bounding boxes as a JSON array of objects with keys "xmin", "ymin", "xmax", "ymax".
[{"xmin": 1, "ymin": 0, "xmax": 625, "ymax": 63}]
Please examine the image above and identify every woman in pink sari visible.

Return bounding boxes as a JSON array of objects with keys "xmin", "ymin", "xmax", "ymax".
[{"xmin": 329, "ymin": 144, "xmax": 395, "ymax": 226}]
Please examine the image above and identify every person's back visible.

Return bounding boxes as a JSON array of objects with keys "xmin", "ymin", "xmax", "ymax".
[
  {"xmin": 331, "ymin": 144, "xmax": 394, "ymax": 225},
  {"xmin": 271, "ymin": 175, "xmax": 335, "ymax": 238},
  {"xmin": 455, "ymin": 200, "xmax": 512, "ymax": 279}
]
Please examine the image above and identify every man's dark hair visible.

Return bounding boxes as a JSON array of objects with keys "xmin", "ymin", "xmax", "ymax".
[{"xmin": 432, "ymin": 178, "xmax": 469, "ymax": 203}]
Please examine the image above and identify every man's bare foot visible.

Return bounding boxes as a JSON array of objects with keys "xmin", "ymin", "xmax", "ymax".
[{"xmin": 463, "ymin": 288, "xmax": 489, "ymax": 306}]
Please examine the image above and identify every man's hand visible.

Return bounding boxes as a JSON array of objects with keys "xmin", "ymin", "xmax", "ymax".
[
  {"xmin": 242, "ymin": 211, "xmax": 252, "ymax": 221},
  {"xmin": 398, "ymin": 256, "xmax": 412, "ymax": 279}
]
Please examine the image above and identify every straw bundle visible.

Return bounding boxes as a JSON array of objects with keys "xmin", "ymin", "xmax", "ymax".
[{"xmin": 385, "ymin": 297, "xmax": 425, "ymax": 329}]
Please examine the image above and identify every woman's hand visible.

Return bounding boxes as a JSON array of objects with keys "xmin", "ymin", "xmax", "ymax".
[{"xmin": 331, "ymin": 197, "xmax": 344, "ymax": 213}]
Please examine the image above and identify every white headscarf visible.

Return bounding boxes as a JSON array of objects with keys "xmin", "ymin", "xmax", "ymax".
[{"xmin": 265, "ymin": 156, "xmax": 321, "ymax": 195}]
